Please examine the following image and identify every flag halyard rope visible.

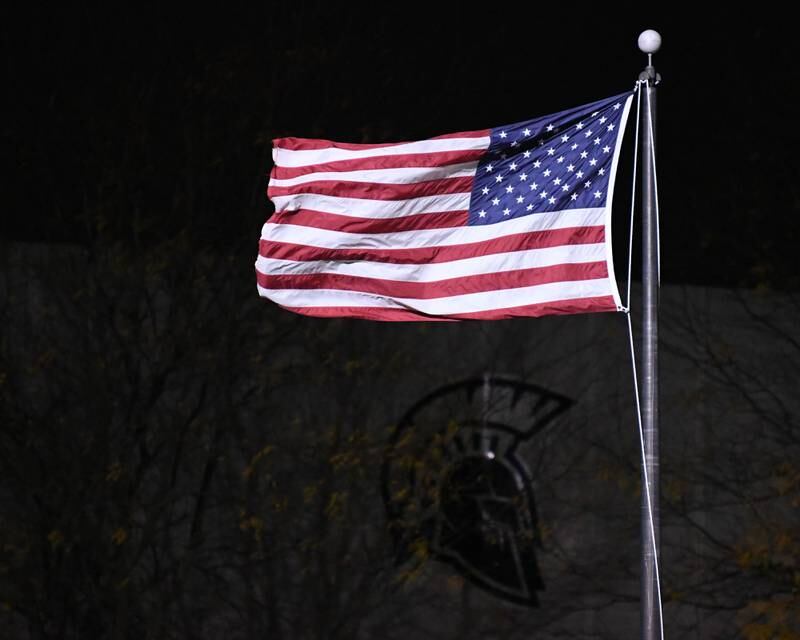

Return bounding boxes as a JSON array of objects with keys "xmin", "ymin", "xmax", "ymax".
[{"xmin": 624, "ymin": 79, "xmax": 665, "ymax": 640}]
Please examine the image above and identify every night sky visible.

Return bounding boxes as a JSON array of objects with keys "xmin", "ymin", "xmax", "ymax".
[{"xmin": 3, "ymin": 8, "xmax": 798, "ymax": 289}]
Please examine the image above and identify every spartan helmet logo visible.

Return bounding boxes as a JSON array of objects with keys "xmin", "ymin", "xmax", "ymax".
[{"xmin": 382, "ymin": 375, "xmax": 573, "ymax": 606}]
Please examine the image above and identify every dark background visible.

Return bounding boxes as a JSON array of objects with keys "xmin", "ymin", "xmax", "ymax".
[
  {"xmin": 3, "ymin": 7, "xmax": 799, "ymax": 289},
  {"xmin": 2, "ymin": 7, "xmax": 800, "ymax": 639}
]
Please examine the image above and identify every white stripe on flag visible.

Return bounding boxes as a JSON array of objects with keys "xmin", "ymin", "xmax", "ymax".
[
  {"xmin": 269, "ymin": 191, "xmax": 472, "ymax": 217},
  {"xmin": 269, "ymin": 162, "xmax": 479, "ymax": 187}
]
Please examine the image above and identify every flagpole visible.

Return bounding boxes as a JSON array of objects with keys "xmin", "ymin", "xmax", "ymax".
[{"xmin": 638, "ymin": 29, "xmax": 661, "ymax": 640}]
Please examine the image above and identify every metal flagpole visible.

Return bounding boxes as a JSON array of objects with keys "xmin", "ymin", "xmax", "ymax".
[{"xmin": 638, "ymin": 29, "xmax": 662, "ymax": 640}]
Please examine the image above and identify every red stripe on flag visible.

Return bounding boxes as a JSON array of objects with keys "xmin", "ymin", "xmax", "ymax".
[
  {"xmin": 274, "ymin": 130, "xmax": 490, "ymax": 151},
  {"xmin": 274, "ymin": 295, "xmax": 617, "ymax": 322},
  {"xmin": 268, "ymin": 209, "xmax": 469, "ymax": 234},
  {"xmin": 256, "ymin": 261, "xmax": 608, "ymax": 299},
  {"xmin": 267, "ymin": 176, "xmax": 474, "ymax": 201},
  {"xmin": 259, "ymin": 226, "xmax": 605, "ymax": 265},
  {"xmin": 449, "ymin": 295, "xmax": 618, "ymax": 319},
  {"xmin": 270, "ymin": 150, "xmax": 485, "ymax": 180},
  {"xmin": 429, "ymin": 129, "xmax": 491, "ymax": 140}
]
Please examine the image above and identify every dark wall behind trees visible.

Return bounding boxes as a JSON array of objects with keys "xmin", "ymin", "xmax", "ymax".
[{"xmin": 3, "ymin": 240, "xmax": 798, "ymax": 638}]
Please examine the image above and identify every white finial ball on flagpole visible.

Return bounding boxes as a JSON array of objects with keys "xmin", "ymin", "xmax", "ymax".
[{"xmin": 638, "ymin": 29, "xmax": 661, "ymax": 54}]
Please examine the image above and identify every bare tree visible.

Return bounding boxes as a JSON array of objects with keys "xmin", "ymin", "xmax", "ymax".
[{"xmin": 655, "ymin": 288, "xmax": 800, "ymax": 639}]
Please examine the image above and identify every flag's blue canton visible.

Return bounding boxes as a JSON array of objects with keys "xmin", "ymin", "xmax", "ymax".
[{"xmin": 468, "ymin": 92, "xmax": 631, "ymax": 226}]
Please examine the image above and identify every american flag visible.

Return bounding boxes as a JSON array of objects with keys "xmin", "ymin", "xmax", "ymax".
[{"xmin": 256, "ymin": 92, "xmax": 633, "ymax": 321}]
